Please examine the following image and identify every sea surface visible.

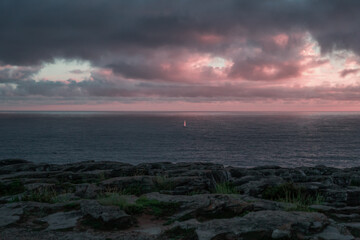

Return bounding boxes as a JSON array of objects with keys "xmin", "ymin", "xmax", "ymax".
[{"xmin": 1, "ymin": 111, "xmax": 360, "ymax": 168}]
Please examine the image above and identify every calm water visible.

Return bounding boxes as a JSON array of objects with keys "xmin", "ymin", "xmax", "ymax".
[{"xmin": 1, "ymin": 111, "xmax": 360, "ymax": 168}]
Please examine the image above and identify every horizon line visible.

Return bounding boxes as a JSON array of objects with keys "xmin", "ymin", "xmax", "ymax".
[{"xmin": 2, "ymin": 110, "xmax": 360, "ymax": 113}]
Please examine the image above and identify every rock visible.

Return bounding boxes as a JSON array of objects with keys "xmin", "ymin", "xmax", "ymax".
[
  {"xmin": 236, "ymin": 176, "xmax": 285, "ymax": 197},
  {"xmin": 323, "ymin": 189, "xmax": 348, "ymax": 206},
  {"xmin": 163, "ymin": 176, "xmax": 211, "ymax": 195},
  {"xmin": 42, "ymin": 211, "xmax": 81, "ymax": 230},
  {"xmin": 0, "ymin": 203, "xmax": 23, "ymax": 227},
  {"xmin": 343, "ymin": 222, "xmax": 360, "ymax": 237},
  {"xmin": 310, "ymin": 205, "xmax": 360, "ymax": 215},
  {"xmin": 17, "ymin": 201, "xmax": 81, "ymax": 218},
  {"xmin": 80, "ymin": 200, "xmax": 134, "ymax": 229},
  {"xmin": 144, "ymin": 193, "xmax": 251, "ymax": 221},
  {"xmin": 347, "ymin": 189, "xmax": 360, "ymax": 206},
  {"xmin": 332, "ymin": 213, "xmax": 360, "ymax": 222},
  {"xmin": 313, "ymin": 225, "xmax": 354, "ymax": 240},
  {"xmin": 3, "ymin": 160, "xmax": 360, "ymax": 239},
  {"xmin": 24, "ymin": 183, "xmax": 55, "ymax": 191},
  {"xmin": 74, "ymin": 184, "xmax": 100, "ymax": 199},
  {"xmin": 195, "ymin": 210, "xmax": 329, "ymax": 240},
  {"xmin": 101, "ymin": 176, "xmax": 154, "ymax": 194},
  {"xmin": 231, "ymin": 175, "xmax": 259, "ymax": 186},
  {"xmin": 271, "ymin": 229, "xmax": 291, "ymax": 239},
  {"xmin": 0, "ymin": 159, "xmax": 31, "ymax": 167}
]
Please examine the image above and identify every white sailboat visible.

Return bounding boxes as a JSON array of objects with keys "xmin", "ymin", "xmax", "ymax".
[{"xmin": 184, "ymin": 120, "xmax": 187, "ymax": 127}]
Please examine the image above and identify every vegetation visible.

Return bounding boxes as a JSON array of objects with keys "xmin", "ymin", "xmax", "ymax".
[
  {"xmin": 20, "ymin": 188, "xmax": 59, "ymax": 203},
  {"xmin": 135, "ymin": 196, "xmax": 180, "ymax": 217},
  {"xmin": 122, "ymin": 183, "xmax": 145, "ymax": 196},
  {"xmin": 213, "ymin": 182, "xmax": 238, "ymax": 194},
  {"xmin": 0, "ymin": 180, "xmax": 25, "ymax": 196},
  {"xmin": 100, "ymin": 183, "xmax": 147, "ymax": 196},
  {"xmin": 262, "ymin": 182, "xmax": 324, "ymax": 211},
  {"xmin": 97, "ymin": 193, "xmax": 180, "ymax": 217},
  {"xmin": 97, "ymin": 193, "xmax": 130, "ymax": 209},
  {"xmin": 13, "ymin": 185, "xmax": 75, "ymax": 203},
  {"xmin": 154, "ymin": 175, "xmax": 175, "ymax": 191}
]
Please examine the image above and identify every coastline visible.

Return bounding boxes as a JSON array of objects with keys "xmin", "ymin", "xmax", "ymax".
[{"xmin": 1, "ymin": 159, "xmax": 359, "ymax": 239}]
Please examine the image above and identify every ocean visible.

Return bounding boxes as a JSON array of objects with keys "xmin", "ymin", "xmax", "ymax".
[{"xmin": 1, "ymin": 111, "xmax": 360, "ymax": 168}]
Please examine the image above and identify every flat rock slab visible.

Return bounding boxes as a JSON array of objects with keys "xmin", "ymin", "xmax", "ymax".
[
  {"xmin": 42, "ymin": 210, "xmax": 81, "ymax": 230},
  {"xmin": 0, "ymin": 203, "xmax": 23, "ymax": 227},
  {"xmin": 194, "ymin": 210, "xmax": 329, "ymax": 240},
  {"xmin": 80, "ymin": 200, "xmax": 135, "ymax": 229},
  {"xmin": 342, "ymin": 223, "xmax": 360, "ymax": 238},
  {"xmin": 314, "ymin": 225, "xmax": 354, "ymax": 240}
]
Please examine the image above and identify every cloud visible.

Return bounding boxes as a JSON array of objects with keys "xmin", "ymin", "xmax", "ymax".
[
  {"xmin": 0, "ymin": 65, "xmax": 40, "ymax": 83},
  {"xmin": 1, "ymin": 0, "xmax": 360, "ymax": 108},
  {"xmin": 1, "ymin": 0, "xmax": 360, "ymax": 66},
  {"xmin": 339, "ymin": 68, "xmax": 360, "ymax": 78}
]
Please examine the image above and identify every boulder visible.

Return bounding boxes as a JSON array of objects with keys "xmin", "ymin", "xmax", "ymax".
[
  {"xmin": 313, "ymin": 225, "xmax": 354, "ymax": 240},
  {"xmin": 0, "ymin": 203, "xmax": 23, "ymax": 227},
  {"xmin": 42, "ymin": 211, "xmax": 81, "ymax": 230},
  {"xmin": 80, "ymin": 200, "xmax": 135, "ymax": 229}
]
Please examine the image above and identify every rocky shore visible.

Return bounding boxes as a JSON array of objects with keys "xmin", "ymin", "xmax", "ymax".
[{"xmin": 1, "ymin": 159, "xmax": 360, "ymax": 239}]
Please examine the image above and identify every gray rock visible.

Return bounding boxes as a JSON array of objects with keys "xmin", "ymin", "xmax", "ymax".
[
  {"xmin": 42, "ymin": 211, "xmax": 81, "ymax": 230},
  {"xmin": 342, "ymin": 222, "xmax": 360, "ymax": 237},
  {"xmin": 236, "ymin": 176, "xmax": 285, "ymax": 197},
  {"xmin": 314, "ymin": 225, "xmax": 354, "ymax": 240},
  {"xmin": 195, "ymin": 210, "xmax": 329, "ymax": 240},
  {"xmin": 74, "ymin": 184, "xmax": 100, "ymax": 199},
  {"xmin": 0, "ymin": 203, "xmax": 23, "ymax": 227},
  {"xmin": 80, "ymin": 200, "xmax": 134, "ymax": 229},
  {"xmin": 271, "ymin": 229, "xmax": 290, "ymax": 239},
  {"xmin": 101, "ymin": 175, "xmax": 154, "ymax": 193}
]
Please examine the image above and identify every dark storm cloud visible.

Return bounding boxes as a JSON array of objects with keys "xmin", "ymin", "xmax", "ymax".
[{"xmin": 1, "ymin": 0, "xmax": 360, "ymax": 66}]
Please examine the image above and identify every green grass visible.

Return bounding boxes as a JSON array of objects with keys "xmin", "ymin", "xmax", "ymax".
[
  {"xmin": 14, "ymin": 185, "xmax": 75, "ymax": 203},
  {"xmin": 20, "ymin": 188, "xmax": 59, "ymax": 203},
  {"xmin": 97, "ymin": 193, "xmax": 130, "ymax": 209},
  {"xmin": 122, "ymin": 183, "xmax": 145, "ymax": 196},
  {"xmin": 100, "ymin": 183, "xmax": 147, "ymax": 196},
  {"xmin": 153, "ymin": 175, "xmax": 175, "ymax": 191},
  {"xmin": 97, "ymin": 193, "xmax": 180, "ymax": 217},
  {"xmin": 0, "ymin": 180, "xmax": 25, "ymax": 196},
  {"xmin": 213, "ymin": 182, "xmax": 238, "ymax": 194},
  {"xmin": 262, "ymin": 182, "xmax": 324, "ymax": 211},
  {"xmin": 135, "ymin": 196, "xmax": 180, "ymax": 217}
]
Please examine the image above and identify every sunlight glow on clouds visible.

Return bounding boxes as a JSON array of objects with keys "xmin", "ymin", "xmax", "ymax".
[
  {"xmin": 34, "ymin": 59, "xmax": 91, "ymax": 82},
  {"xmin": 207, "ymin": 57, "xmax": 227, "ymax": 68}
]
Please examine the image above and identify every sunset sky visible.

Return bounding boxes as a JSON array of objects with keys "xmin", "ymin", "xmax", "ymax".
[{"xmin": 1, "ymin": 0, "xmax": 360, "ymax": 111}]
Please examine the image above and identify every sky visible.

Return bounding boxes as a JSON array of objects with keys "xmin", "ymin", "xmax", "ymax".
[{"xmin": 1, "ymin": 0, "xmax": 360, "ymax": 111}]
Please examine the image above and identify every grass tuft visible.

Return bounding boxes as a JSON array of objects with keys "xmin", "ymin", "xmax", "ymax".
[
  {"xmin": 97, "ymin": 193, "xmax": 180, "ymax": 217},
  {"xmin": 262, "ymin": 182, "xmax": 324, "ymax": 211},
  {"xmin": 14, "ymin": 185, "xmax": 75, "ymax": 203},
  {"xmin": 214, "ymin": 182, "xmax": 238, "ymax": 194},
  {"xmin": 154, "ymin": 175, "xmax": 175, "ymax": 191}
]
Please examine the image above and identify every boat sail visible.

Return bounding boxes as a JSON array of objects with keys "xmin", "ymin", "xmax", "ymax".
[{"xmin": 184, "ymin": 120, "xmax": 187, "ymax": 127}]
